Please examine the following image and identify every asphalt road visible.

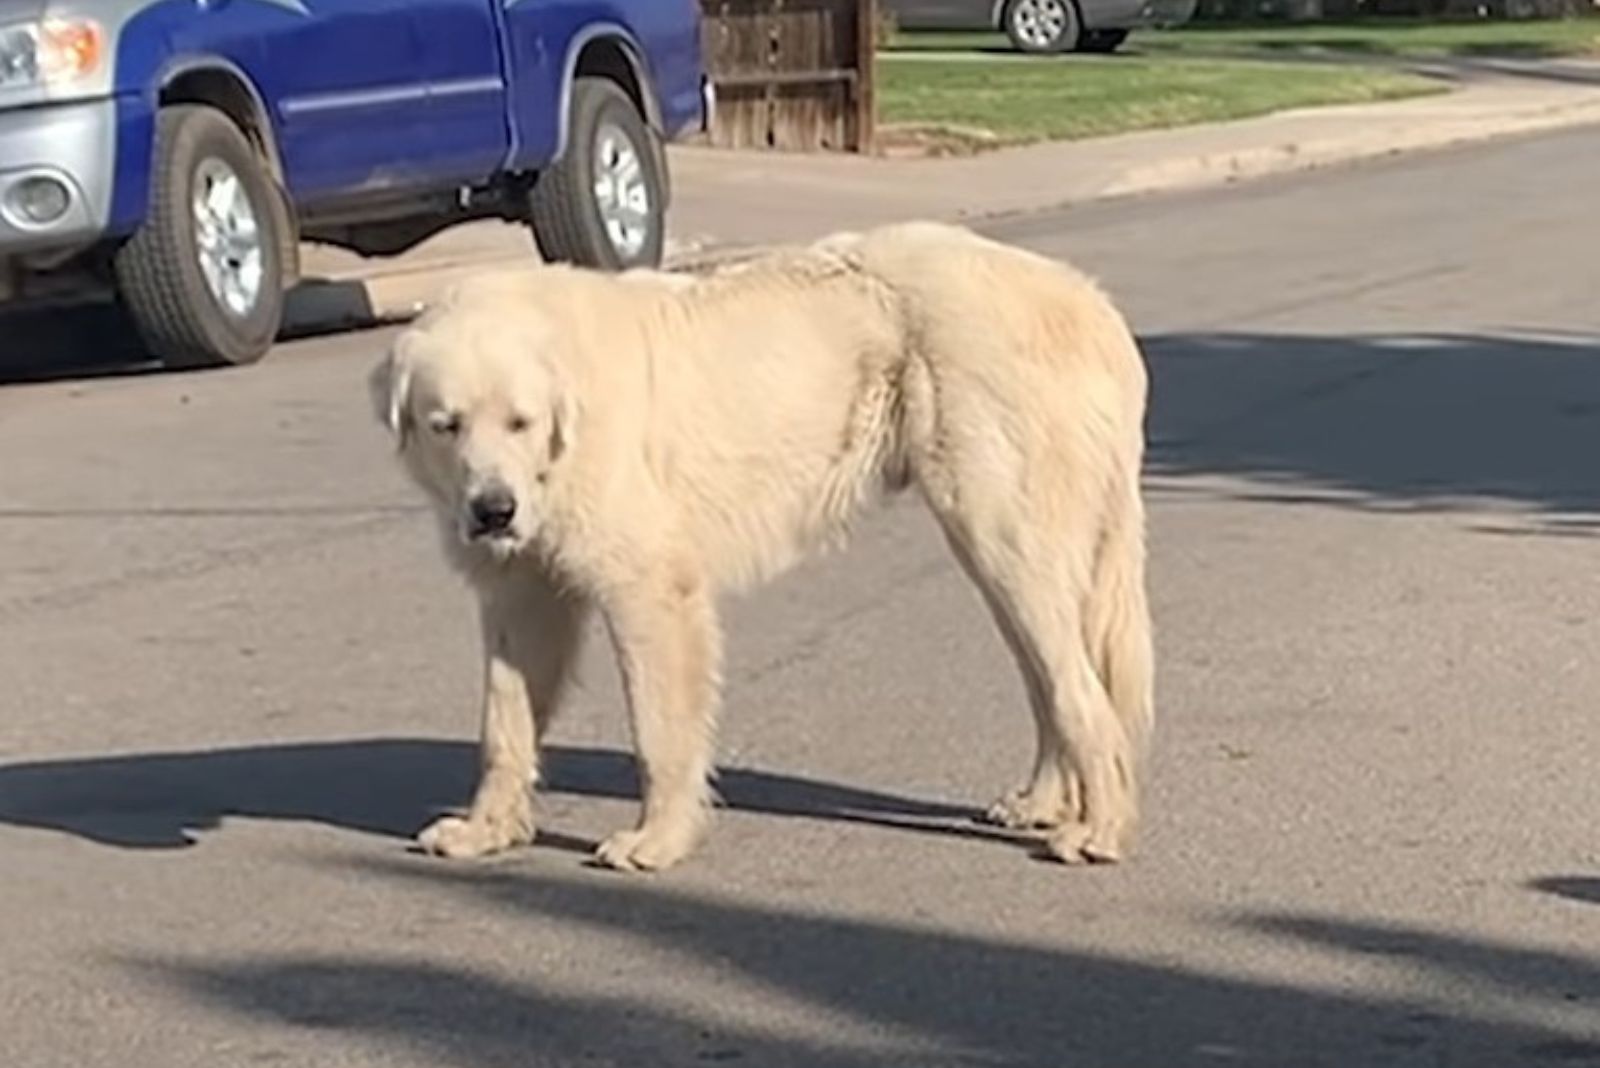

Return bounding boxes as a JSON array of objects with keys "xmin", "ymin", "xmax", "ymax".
[{"xmin": 2, "ymin": 128, "xmax": 1599, "ymax": 1068}]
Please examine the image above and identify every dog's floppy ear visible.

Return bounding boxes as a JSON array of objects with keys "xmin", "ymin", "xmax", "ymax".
[
  {"xmin": 546, "ymin": 369, "xmax": 580, "ymax": 464},
  {"xmin": 368, "ymin": 344, "xmax": 415, "ymax": 447}
]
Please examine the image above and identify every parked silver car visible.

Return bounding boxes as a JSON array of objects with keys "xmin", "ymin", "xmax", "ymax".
[{"xmin": 883, "ymin": 0, "xmax": 1198, "ymax": 54}]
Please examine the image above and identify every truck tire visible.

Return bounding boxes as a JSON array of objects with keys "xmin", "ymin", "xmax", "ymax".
[
  {"xmin": 114, "ymin": 104, "xmax": 287, "ymax": 369},
  {"xmin": 529, "ymin": 76, "xmax": 666, "ymax": 271}
]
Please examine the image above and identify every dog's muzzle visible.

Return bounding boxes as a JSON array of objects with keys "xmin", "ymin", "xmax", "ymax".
[{"xmin": 466, "ymin": 485, "xmax": 517, "ymax": 540}]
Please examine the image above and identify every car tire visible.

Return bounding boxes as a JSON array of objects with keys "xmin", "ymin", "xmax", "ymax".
[
  {"xmin": 529, "ymin": 76, "xmax": 666, "ymax": 272},
  {"xmin": 1078, "ymin": 29, "xmax": 1129, "ymax": 53},
  {"xmin": 114, "ymin": 104, "xmax": 286, "ymax": 370},
  {"xmin": 1002, "ymin": 0, "xmax": 1081, "ymax": 54}
]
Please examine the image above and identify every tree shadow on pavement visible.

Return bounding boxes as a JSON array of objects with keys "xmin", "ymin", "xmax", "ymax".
[
  {"xmin": 134, "ymin": 859, "xmax": 1600, "ymax": 1067},
  {"xmin": 0, "ymin": 738, "xmax": 980, "ymax": 850},
  {"xmin": 1144, "ymin": 331, "xmax": 1600, "ymax": 521}
]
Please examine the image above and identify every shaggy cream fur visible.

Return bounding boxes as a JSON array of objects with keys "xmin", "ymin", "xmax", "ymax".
[{"xmin": 372, "ymin": 221, "xmax": 1153, "ymax": 872}]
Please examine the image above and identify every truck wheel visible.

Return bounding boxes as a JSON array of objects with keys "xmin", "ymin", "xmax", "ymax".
[
  {"xmin": 114, "ymin": 104, "xmax": 286, "ymax": 369},
  {"xmin": 529, "ymin": 76, "xmax": 666, "ymax": 271}
]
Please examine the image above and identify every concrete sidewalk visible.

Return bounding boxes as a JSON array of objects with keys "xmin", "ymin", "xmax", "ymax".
[{"xmin": 285, "ymin": 75, "xmax": 1600, "ymax": 333}]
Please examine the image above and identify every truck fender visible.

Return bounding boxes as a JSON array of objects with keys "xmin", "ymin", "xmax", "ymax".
[
  {"xmin": 552, "ymin": 25, "xmax": 671, "ymax": 207},
  {"xmin": 153, "ymin": 57, "xmax": 285, "ymax": 181},
  {"xmin": 553, "ymin": 24, "xmax": 665, "ymax": 159},
  {"xmin": 149, "ymin": 57, "xmax": 299, "ymax": 281}
]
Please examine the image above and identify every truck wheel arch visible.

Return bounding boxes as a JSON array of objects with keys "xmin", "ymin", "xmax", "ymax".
[
  {"xmin": 152, "ymin": 60, "xmax": 299, "ymax": 283},
  {"xmin": 156, "ymin": 60, "xmax": 284, "ymax": 182},
  {"xmin": 555, "ymin": 28, "xmax": 665, "ymax": 160}
]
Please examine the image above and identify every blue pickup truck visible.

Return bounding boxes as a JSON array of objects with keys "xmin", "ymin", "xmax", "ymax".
[{"xmin": 0, "ymin": 0, "xmax": 712, "ymax": 367}]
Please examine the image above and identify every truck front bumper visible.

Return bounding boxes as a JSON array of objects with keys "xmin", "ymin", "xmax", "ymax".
[{"xmin": 0, "ymin": 98, "xmax": 118, "ymax": 258}]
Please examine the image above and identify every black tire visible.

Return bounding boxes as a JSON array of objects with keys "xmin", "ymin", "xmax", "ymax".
[
  {"xmin": 1078, "ymin": 29, "xmax": 1129, "ymax": 53},
  {"xmin": 271, "ymin": 178, "xmax": 301, "ymax": 288},
  {"xmin": 1002, "ymin": 0, "xmax": 1081, "ymax": 54},
  {"xmin": 114, "ymin": 104, "xmax": 286, "ymax": 369},
  {"xmin": 528, "ymin": 76, "xmax": 666, "ymax": 271}
]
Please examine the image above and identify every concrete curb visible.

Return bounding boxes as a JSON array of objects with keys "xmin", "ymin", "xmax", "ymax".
[
  {"xmin": 1088, "ymin": 94, "xmax": 1600, "ymax": 205},
  {"xmin": 279, "ymin": 89, "xmax": 1600, "ymax": 338}
]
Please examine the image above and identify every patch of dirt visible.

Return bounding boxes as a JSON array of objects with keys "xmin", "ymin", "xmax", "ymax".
[{"xmin": 873, "ymin": 123, "xmax": 1013, "ymax": 158}]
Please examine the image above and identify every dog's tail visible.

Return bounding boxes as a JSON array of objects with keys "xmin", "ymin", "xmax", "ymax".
[{"xmin": 1085, "ymin": 472, "xmax": 1154, "ymax": 768}]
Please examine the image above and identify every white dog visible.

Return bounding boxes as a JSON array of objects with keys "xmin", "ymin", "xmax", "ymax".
[{"xmin": 371, "ymin": 221, "xmax": 1153, "ymax": 872}]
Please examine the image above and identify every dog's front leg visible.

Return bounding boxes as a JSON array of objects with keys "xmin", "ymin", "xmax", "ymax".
[
  {"xmin": 595, "ymin": 568, "xmax": 722, "ymax": 873},
  {"xmin": 418, "ymin": 569, "xmax": 588, "ymax": 859}
]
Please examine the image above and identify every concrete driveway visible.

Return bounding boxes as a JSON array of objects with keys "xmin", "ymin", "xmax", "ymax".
[{"xmin": 1, "ymin": 128, "xmax": 1598, "ymax": 1068}]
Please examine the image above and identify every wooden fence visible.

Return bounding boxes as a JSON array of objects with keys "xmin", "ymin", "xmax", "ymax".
[{"xmin": 699, "ymin": 0, "xmax": 877, "ymax": 153}]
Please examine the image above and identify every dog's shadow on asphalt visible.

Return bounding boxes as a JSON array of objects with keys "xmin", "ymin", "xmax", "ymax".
[{"xmin": 0, "ymin": 738, "xmax": 987, "ymax": 851}]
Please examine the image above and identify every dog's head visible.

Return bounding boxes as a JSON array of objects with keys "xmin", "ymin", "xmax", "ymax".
[{"xmin": 370, "ymin": 291, "xmax": 579, "ymax": 559}]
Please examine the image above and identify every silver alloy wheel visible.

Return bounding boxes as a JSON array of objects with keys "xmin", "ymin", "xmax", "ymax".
[
  {"xmin": 592, "ymin": 121, "xmax": 651, "ymax": 260},
  {"xmin": 191, "ymin": 156, "xmax": 263, "ymax": 319},
  {"xmin": 1010, "ymin": 0, "xmax": 1070, "ymax": 48}
]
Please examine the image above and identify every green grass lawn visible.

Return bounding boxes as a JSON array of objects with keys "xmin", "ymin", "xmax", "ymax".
[
  {"xmin": 877, "ymin": 54, "xmax": 1444, "ymax": 146},
  {"xmin": 884, "ymin": 16, "xmax": 1600, "ymax": 60}
]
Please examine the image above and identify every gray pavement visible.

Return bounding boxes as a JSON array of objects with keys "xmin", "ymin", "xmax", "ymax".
[{"xmin": 2, "ymin": 127, "xmax": 1600, "ymax": 1068}]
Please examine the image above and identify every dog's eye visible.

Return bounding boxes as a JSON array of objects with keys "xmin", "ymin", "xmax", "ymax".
[
  {"xmin": 428, "ymin": 411, "xmax": 462, "ymax": 436},
  {"xmin": 507, "ymin": 414, "xmax": 530, "ymax": 434}
]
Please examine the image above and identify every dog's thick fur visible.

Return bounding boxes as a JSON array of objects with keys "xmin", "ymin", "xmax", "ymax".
[{"xmin": 371, "ymin": 221, "xmax": 1153, "ymax": 871}]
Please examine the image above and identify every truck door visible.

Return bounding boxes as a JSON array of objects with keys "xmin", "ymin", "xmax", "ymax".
[
  {"xmin": 410, "ymin": 0, "xmax": 514, "ymax": 182},
  {"xmin": 496, "ymin": 0, "xmax": 563, "ymax": 166},
  {"xmin": 253, "ymin": 0, "xmax": 431, "ymax": 200}
]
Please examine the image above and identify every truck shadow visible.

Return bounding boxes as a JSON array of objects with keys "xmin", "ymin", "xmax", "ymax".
[
  {"xmin": 0, "ymin": 276, "xmax": 386, "ymax": 385},
  {"xmin": 1528, "ymin": 875, "xmax": 1600, "ymax": 906}
]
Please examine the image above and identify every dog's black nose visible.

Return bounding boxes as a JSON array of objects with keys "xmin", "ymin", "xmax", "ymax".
[{"xmin": 468, "ymin": 487, "xmax": 517, "ymax": 534}]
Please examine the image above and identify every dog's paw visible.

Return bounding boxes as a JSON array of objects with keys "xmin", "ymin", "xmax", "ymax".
[
  {"xmin": 416, "ymin": 814, "xmax": 530, "ymax": 859},
  {"xmin": 1042, "ymin": 820, "xmax": 1127, "ymax": 866},
  {"xmin": 593, "ymin": 823, "xmax": 699, "ymax": 873},
  {"xmin": 983, "ymin": 786, "xmax": 1071, "ymax": 830}
]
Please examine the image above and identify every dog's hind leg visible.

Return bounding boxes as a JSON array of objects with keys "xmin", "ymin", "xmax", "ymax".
[
  {"xmin": 936, "ymin": 503, "xmax": 1140, "ymax": 864},
  {"xmin": 594, "ymin": 563, "xmax": 723, "ymax": 873},
  {"xmin": 418, "ymin": 569, "xmax": 589, "ymax": 859},
  {"xmin": 940, "ymin": 531, "xmax": 1077, "ymax": 831}
]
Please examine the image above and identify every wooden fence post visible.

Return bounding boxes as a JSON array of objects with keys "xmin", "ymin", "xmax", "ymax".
[{"xmin": 856, "ymin": 0, "xmax": 877, "ymax": 154}]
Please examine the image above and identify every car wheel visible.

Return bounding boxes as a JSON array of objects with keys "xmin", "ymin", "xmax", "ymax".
[
  {"xmin": 529, "ymin": 76, "xmax": 666, "ymax": 271},
  {"xmin": 114, "ymin": 104, "xmax": 286, "ymax": 369},
  {"xmin": 1002, "ymin": 0, "xmax": 1081, "ymax": 54},
  {"xmin": 1078, "ymin": 29, "xmax": 1129, "ymax": 53}
]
